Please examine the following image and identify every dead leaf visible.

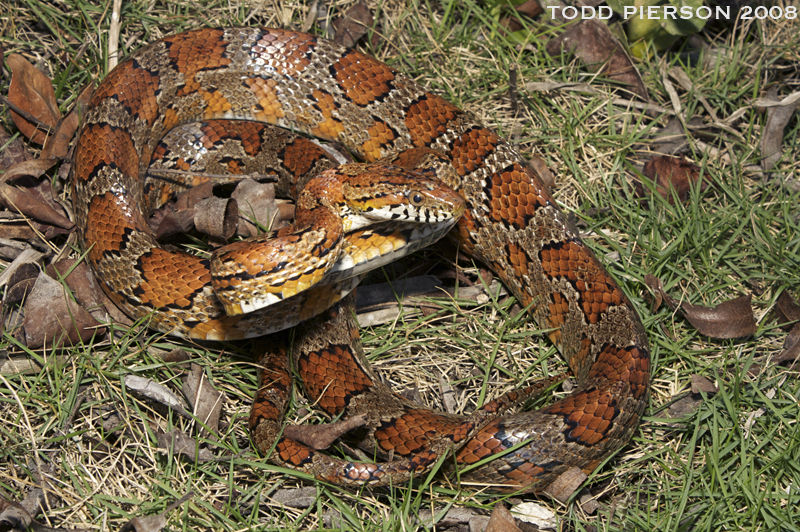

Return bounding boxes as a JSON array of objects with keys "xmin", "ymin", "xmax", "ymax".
[
  {"xmin": 544, "ymin": 466, "xmax": 587, "ymax": 503},
  {"xmin": 0, "ymin": 183, "xmax": 74, "ymax": 230},
  {"xmin": 45, "ymin": 258, "xmax": 107, "ymax": 312},
  {"xmin": 691, "ymin": 374, "xmax": 718, "ymax": 394},
  {"xmin": 124, "ymin": 375, "xmax": 190, "ymax": 417},
  {"xmin": 157, "ymin": 429, "xmax": 214, "ymax": 462},
  {"xmin": 119, "ymin": 492, "xmax": 194, "ymax": 532},
  {"xmin": 510, "ymin": 501, "xmax": 559, "ymax": 529},
  {"xmin": 0, "ymin": 159, "xmax": 59, "ymax": 184},
  {"xmin": 283, "ymin": 413, "xmax": 369, "ymax": 450},
  {"xmin": 20, "ymin": 272, "xmax": 105, "ymax": 348},
  {"xmin": 527, "ymin": 155, "xmax": 555, "ymax": 191},
  {"xmin": 41, "ymin": 83, "xmax": 95, "ymax": 160},
  {"xmin": 760, "ymin": 87, "xmax": 800, "ymax": 172},
  {"xmin": 181, "ymin": 363, "xmax": 223, "ymax": 440},
  {"xmin": 545, "ymin": 19, "xmax": 647, "ymax": 101},
  {"xmin": 647, "ymin": 275, "xmax": 757, "ymax": 339},
  {"xmin": 194, "ymin": 196, "xmax": 238, "ymax": 240},
  {"xmin": 4, "ymin": 262, "xmax": 39, "ymax": 303},
  {"xmin": 0, "ymin": 124, "xmax": 30, "ymax": 170},
  {"xmin": 772, "ymin": 325, "xmax": 800, "ymax": 370},
  {"xmin": 154, "ymin": 208, "xmax": 196, "ymax": 239},
  {"xmin": 332, "ymin": 0, "xmax": 374, "ymax": 48},
  {"xmin": 231, "ymin": 179, "xmax": 283, "ymax": 237},
  {"xmin": 6, "ymin": 54, "xmax": 60, "ymax": 145},
  {"xmin": 668, "ymin": 392, "xmax": 703, "ymax": 418},
  {"xmin": 775, "ymin": 291, "xmax": 800, "ymax": 330},
  {"xmin": 637, "ymin": 155, "xmax": 704, "ymax": 204},
  {"xmin": 271, "ymin": 487, "xmax": 318, "ymax": 509},
  {"xmin": 500, "ymin": 0, "xmax": 544, "ymax": 34},
  {"xmin": 484, "ymin": 503, "xmax": 522, "ymax": 532}
]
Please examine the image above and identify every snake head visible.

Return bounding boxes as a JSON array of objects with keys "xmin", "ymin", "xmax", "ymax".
[{"xmin": 341, "ymin": 163, "xmax": 466, "ymax": 229}]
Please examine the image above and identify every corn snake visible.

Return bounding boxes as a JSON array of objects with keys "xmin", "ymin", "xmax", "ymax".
[{"xmin": 71, "ymin": 27, "xmax": 650, "ymax": 493}]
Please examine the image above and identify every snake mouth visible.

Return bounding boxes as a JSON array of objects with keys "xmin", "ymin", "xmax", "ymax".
[{"xmin": 324, "ymin": 216, "xmax": 460, "ymax": 282}]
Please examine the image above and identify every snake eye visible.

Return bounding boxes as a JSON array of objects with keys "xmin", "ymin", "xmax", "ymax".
[{"xmin": 408, "ymin": 191, "xmax": 425, "ymax": 206}]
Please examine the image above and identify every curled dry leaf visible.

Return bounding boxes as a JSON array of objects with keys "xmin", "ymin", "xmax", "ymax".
[
  {"xmin": 41, "ymin": 83, "xmax": 95, "ymax": 160},
  {"xmin": 332, "ymin": 0, "xmax": 374, "ymax": 48},
  {"xmin": 0, "ymin": 158, "xmax": 59, "ymax": 183},
  {"xmin": 4, "ymin": 262, "xmax": 39, "ymax": 303},
  {"xmin": 646, "ymin": 274, "xmax": 757, "ymax": 339},
  {"xmin": 6, "ymin": 54, "xmax": 61, "ymax": 145},
  {"xmin": 194, "ymin": 196, "xmax": 238, "ymax": 240},
  {"xmin": 283, "ymin": 413, "xmax": 369, "ymax": 450},
  {"xmin": 760, "ymin": 87, "xmax": 800, "ymax": 172},
  {"xmin": 637, "ymin": 155, "xmax": 704, "ymax": 204},
  {"xmin": 774, "ymin": 291, "xmax": 800, "ymax": 330},
  {"xmin": 124, "ymin": 375, "xmax": 190, "ymax": 417},
  {"xmin": 181, "ymin": 363, "xmax": 223, "ymax": 440},
  {"xmin": 0, "ymin": 183, "xmax": 74, "ymax": 230},
  {"xmin": 20, "ymin": 272, "xmax": 105, "ymax": 348},
  {"xmin": 510, "ymin": 502, "xmax": 559, "ymax": 530}
]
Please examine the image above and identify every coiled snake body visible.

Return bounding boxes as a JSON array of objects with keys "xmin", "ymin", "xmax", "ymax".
[{"xmin": 72, "ymin": 27, "xmax": 650, "ymax": 493}]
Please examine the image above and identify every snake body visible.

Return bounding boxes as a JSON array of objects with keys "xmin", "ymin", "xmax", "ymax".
[{"xmin": 72, "ymin": 27, "xmax": 650, "ymax": 493}]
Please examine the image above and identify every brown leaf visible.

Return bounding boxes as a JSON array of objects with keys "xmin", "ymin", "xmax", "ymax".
[
  {"xmin": 193, "ymin": 196, "xmax": 238, "ymax": 240},
  {"xmin": 181, "ymin": 363, "xmax": 223, "ymax": 440},
  {"xmin": 0, "ymin": 124, "xmax": 31, "ymax": 170},
  {"xmin": 0, "ymin": 159, "xmax": 59, "ymax": 184},
  {"xmin": 545, "ymin": 19, "xmax": 647, "ymax": 101},
  {"xmin": 42, "ymin": 83, "xmax": 95, "ymax": 159},
  {"xmin": 6, "ymin": 54, "xmax": 61, "ymax": 145},
  {"xmin": 668, "ymin": 392, "xmax": 703, "ymax": 418},
  {"xmin": 772, "ymin": 324, "xmax": 800, "ymax": 370},
  {"xmin": 283, "ymin": 413, "xmax": 368, "ymax": 450},
  {"xmin": 332, "ymin": 0, "xmax": 374, "ymax": 48},
  {"xmin": 0, "ymin": 183, "xmax": 74, "ymax": 230},
  {"xmin": 20, "ymin": 272, "xmax": 106, "ymax": 348},
  {"xmin": 775, "ymin": 291, "xmax": 800, "ymax": 330},
  {"xmin": 154, "ymin": 208, "xmax": 196, "ymax": 239},
  {"xmin": 527, "ymin": 155, "xmax": 555, "ymax": 191},
  {"xmin": 5, "ymin": 262, "xmax": 40, "ymax": 303},
  {"xmin": 174, "ymin": 181, "xmax": 214, "ymax": 210},
  {"xmin": 156, "ymin": 429, "xmax": 214, "ymax": 462},
  {"xmin": 45, "ymin": 258, "xmax": 106, "ymax": 311},
  {"xmin": 648, "ymin": 275, "xmax": 757, "ymax": 339},
  {"xmin": 500, "ymin": 0, "xmax": 544, "ymax": 33},
  {"xmin": 44, "ymin": 257, "xmax": 133, "ymax": 327},
  {"xmin": 544, "ymin": 466, "xmax": 587, "ymax": 503},
  {"xmin": 637, "ymin": 155, "xmax": 704, "ymax": 204},
  {"xmin": 761, "ymin": 87, "xmax": 800, "ymax": 172},
  {"xmin": 691, "ymin": 374, "xmax": 718, "ymax": 394},
  {"xmin": 120, "ymin": 492, "xmax": 194, "ymax": 532},
  {"xmin": 484, "ymin": 504, "xmax": 522, "ymax": 532},
  {"xmin": 231, "ymin": 179, "xmax": 283, "ymax": 237}
]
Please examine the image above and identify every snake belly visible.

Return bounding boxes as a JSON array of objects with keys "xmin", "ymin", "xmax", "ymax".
[{"xmin": 71, "ymin": 27, "xmax": 650, "ymax": 493}]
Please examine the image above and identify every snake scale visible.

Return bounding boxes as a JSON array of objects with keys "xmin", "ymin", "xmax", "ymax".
[{"xmin": 71, "ymin": 27, "xmax": 650, "ymax": 493}]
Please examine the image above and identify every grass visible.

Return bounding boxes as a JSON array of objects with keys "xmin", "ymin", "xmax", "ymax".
[{"xmin": 2, "ymin": 0, "xmax": 800, "ymax": 530}]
